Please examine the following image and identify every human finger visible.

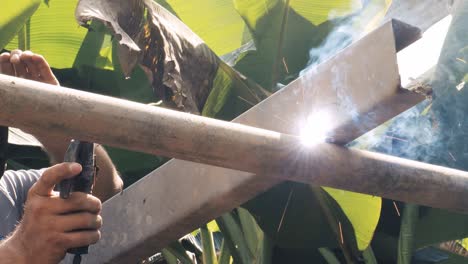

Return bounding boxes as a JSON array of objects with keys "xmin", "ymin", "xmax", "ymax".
[
  {"xmin": 62, "ymin": 230, "xmax": 101, "ymax": 249},
  {"xmin": 30, "ymin": 163, "xmax": 82, "ymax": 197},
  {"xmin": 20, "ymin": 50, "xmax": 37, "ymax": 80},
  {"xmin": 57, "ymin": 213, "xmax": 102, "ymax": 232},
  {"xmin": 10, "ymin": 49, "xmax": 28, "ymax": 78},
  {"xmin": 32, "ymin": 53, "xmax": 59, "ymax": 85},
  {"xmin": 48, "ymin": 193, "xmax": 101, "ymax": 214},
  {"xmin": 0, "ymin": 52, "xmax": 15, "ymax": 76}
]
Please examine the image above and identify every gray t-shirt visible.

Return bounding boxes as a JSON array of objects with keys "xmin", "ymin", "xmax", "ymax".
[{"xmin": 0, "ymin": 169, "xmax": 43, "ymax": 239}]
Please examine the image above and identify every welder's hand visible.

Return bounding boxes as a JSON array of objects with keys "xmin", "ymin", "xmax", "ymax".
[
  {"xmin": 0, "ymin": 49, "xmax": 59, "ymax": 85},
  {"xmin": 6, "ymin": 163, "xmax": 102, "ymax": 264}
]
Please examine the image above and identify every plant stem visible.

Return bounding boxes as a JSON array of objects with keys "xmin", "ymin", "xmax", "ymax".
[
  {"xmin": 397, "ymin": 203, "xmax": 419, "ymax": 264},
  {"xmin": 216, "ymin": 212, "xmax": 252, "ymax": 264},
  {"xmin": 200, "ymin": 224, "xmax": 218, "ymax": 264}
]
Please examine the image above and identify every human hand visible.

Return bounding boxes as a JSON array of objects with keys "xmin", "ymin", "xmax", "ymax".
[
  {"xmin": 0, "ymin": 50, "xmax": 68, "ymax": 152},
  {"xmin": 7, "ymin": 163, "xmax": 102, "ymax": 264},
  {"xmin": 0, "ymin": 49, "xmax": 59, "ymax": 85}
]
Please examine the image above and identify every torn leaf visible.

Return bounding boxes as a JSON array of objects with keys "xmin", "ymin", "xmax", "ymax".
[{"xmin": 76, "ymin": 0, "xmax": 221, "ymax": 113}]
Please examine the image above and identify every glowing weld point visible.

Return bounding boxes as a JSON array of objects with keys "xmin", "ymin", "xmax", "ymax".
[{"xmin": 300, "ymin": 110, "xmax": 333, "ymax": 147}]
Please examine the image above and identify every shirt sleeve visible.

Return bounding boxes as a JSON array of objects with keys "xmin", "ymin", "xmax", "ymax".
[{"xmin": 0, "ymin": 169, "xmax": 44, "ymax": 238}]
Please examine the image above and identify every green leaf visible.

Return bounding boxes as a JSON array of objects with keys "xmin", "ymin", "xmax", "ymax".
[
  {"xmin": 312, "ymin": 186, "xmax": 360, "ymax": 262},
  {"xmin": 162, "ymin": 248, "xmax": 182, "ymax": 264},
  {"xmin": 192, "ymin": 220, "xmax": 220, "ymax": 237},
  {"xmin": 243, "ymin": 182, "xmax": 336, "ymax": 249},
  {"xmin": 397, "ymin": 204, "xmax": 419, "ymax": 264},
  {"xmin": 164, "ymin": 241, "xmax": 194, "ymax": 264},
  {"xmin": 415, "ymin": 208, "xmax": 468, "ymax": 248},
  {"xmin": 216, "ymin": 212, "xmax": 253, "ymax": 264},
  {"xmin": 233, "ymin": 0, "xmax": 391, "ymax": 89},
  {"xmin": 324, "ymin": 187, "xmax": 382, "ymax": 251},
  {"xmin": 0, "ymin": 0, "xmax": 41, "ymax": 50},
  {"xmin": 371, "ymin": 232, "xmax": 398, "ymax": 263},
  {"xmin": 218, "ymin": 239, "xmax": 232, "ymax": 264},
  {"xmin": 6, "ymin": 0, "xmax": 87, "ymax": 68},
  {"xmin": 243, "ymin": 181, "xmax": 381, "ymax": 257},
  {"xmin": 237, "ymin": 208, "xmax": 261, "ymax": 255},
  {"xmin": 251, "ymin": 234, "xmax": 273, "ymax": 264},
  {"xmin": 201, "ymin": 65, "xmax": 235, "ymax": 117},
  {"xmin": 237, "ymin": 208, "xmax": 273, "ymax": 264},
  {"xmin": 73, "ymin": 21, "xmax": 114, "ymax": 71},
  {"xmin": 362, "ymin": 246, "xmax": 378, "ymax": 264},
  {"xmin": 155, "ymin": 0, "xmax": 249, "ymax": 56}
]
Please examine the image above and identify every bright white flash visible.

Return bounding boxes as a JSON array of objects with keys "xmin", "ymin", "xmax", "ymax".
[{"xmin": 300, "ymin": 110, "xmax": 333, "ymax": 146}]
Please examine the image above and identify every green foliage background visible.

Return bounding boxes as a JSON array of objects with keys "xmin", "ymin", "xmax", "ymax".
[{"xmin": 1, "ymin": 0, "xmax": 467, "ymax": 263}]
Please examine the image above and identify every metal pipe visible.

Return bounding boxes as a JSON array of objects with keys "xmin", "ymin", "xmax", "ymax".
[{"xmin": 1, "ymin": 74, "xmax": 467, "ymax": 212}]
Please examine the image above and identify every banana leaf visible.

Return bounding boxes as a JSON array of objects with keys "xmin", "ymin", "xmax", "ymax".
[
  {"xmin": 0, "ymin": 0, "xmax": 41, "ymax": 50},
  {"xmin": 75, "ymin": 0, "xmax": 268, "ymax": 116},
  {"xmin": 232, "ymin": 0, "xmax": 391, "ymax": 89},
  {"xmin": 6, "ymin": 0, "xmax": 88, "ymax": 68},
  {"xmin": 155, "ymin": 0, "xmax": 250, "ymax": 56}
]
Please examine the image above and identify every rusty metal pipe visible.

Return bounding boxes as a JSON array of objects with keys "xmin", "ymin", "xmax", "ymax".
[{"xmin": 1, "ymin": 74, "xmax": 467, "ymax": 212}]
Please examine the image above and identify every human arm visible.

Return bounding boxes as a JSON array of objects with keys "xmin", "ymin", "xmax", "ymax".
[
  {"xmin": 0, "ymin": 163, "xmax": 102, "ymax": 264},
  {"xmin": 0, "ymin": 50, "xmax": 123, "ymax": 201}
]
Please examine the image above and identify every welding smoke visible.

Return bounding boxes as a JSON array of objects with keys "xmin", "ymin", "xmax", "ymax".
[
  {"xmin": 297, "ymin": 1, "xmax": 455, "ymax": 163},
  {"xmin": 297, "ymin": 1, "xmax": 383, "ymax": 143},
  {"xmin": 356, "ymin": 0, "xmax": 467, "ymax": 169}
]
